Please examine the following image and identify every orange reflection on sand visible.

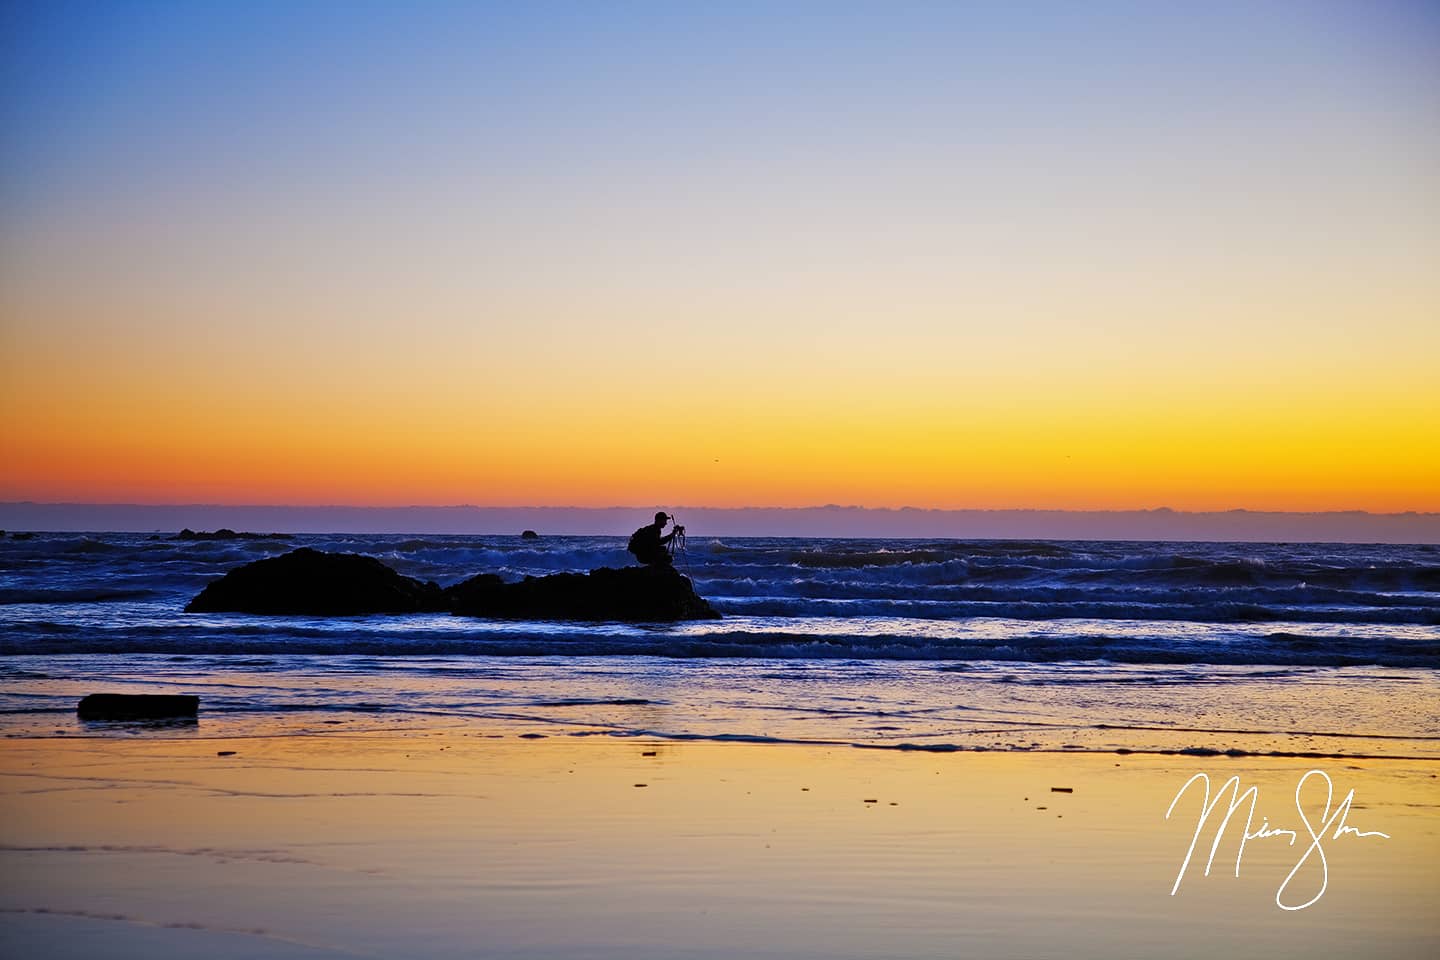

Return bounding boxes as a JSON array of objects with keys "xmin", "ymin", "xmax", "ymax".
[{"xmin": 2, "ymin": 734, "xmax": 1437, "ymax": 958}]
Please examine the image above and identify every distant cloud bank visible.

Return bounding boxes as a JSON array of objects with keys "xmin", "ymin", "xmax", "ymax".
[{"xmin": 2, "ymin": 503, "xmax": 1437, "ymax": 544}]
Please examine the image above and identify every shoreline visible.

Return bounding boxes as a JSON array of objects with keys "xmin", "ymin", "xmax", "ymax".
[
  {"xmin": 6, "ymin": 651, "xmax": 1438, "ymax": 760},
  {"xmin": 9, "ymin": 732, "xmax": 1440, "ymax": 765}
]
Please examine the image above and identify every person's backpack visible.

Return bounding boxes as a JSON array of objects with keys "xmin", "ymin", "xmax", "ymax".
[{"xmin": 626, "ymin": 529, "xmax": 646, "ymax": 558}]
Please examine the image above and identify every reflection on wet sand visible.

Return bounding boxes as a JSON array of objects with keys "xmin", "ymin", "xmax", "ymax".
[{"xmin": 2, "ymin": 732, "xmax": 1437, "ymax": 958}]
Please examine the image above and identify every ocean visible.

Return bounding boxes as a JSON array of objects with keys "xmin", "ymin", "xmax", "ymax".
[{"xmin": 2, "ymin": 533, "xmax": 1438, "ymax": 757}]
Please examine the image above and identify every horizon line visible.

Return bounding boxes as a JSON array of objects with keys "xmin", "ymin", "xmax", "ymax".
[{"xmin": 5, "ymin": 501, "xmax": 1438, "ymax": 543}]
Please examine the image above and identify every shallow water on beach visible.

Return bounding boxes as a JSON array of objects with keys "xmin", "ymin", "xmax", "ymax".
[{"xmin": 4, "ymin": 654, "xmax": 1439, "ymax": 760}]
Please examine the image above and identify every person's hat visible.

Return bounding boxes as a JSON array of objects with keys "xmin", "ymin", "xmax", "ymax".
[{"xmin": 654, "ymin": 511, "xmax": 668, "ymax": 523}]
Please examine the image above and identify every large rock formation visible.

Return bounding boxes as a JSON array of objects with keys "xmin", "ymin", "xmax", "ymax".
[
  {"xmin": 447, "ymin": 565, "xmax": 718, "ymax": 621},
  {"xmin": 185, "ymin": 548, "xmax": 719, "ymax": 621},
  {"xmin": 185, "ymin": 547, "xmax": 445, "ymax": 615}
]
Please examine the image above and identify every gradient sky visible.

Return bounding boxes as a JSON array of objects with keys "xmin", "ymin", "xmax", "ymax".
[{"xmin": 2, "ymin": 1, "xmax": 1437, "ymax": 511}]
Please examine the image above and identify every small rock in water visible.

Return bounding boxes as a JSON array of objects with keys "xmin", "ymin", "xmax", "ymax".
[
  {"xmin": 520, "ymin": 530, "xmax": 540, "ymax": 540},
  {"xmin": 77, "ymin": 694, "xmax": 199, "ymax": 720},
  {"xmin": 519, "ymin": 733, "xmax": 547, "ymax": 739},
  {"xmin": 633, "ymin": 783, "xmax": 648, "ymax": 788},
  {"xmin": 217, "ymin": 750, "xmax": 236, "ymax": 757},
  {"xmin": 642, "ymin": 751, "xmax": 657, "ymax": 757},
  {"xmin": 1050, "ymin": 787, "xmax": 1074, "ymax": 793},
  {"xmin": 172, "ymin": 528, "xmax": 288, "ymax": 541}
]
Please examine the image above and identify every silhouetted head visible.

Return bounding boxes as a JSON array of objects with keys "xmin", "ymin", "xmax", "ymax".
[{"xmin": 654, "ymin": 512, "xmax": 668, "ymax": 525}]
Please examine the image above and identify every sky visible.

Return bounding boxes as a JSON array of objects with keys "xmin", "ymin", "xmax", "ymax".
[{"xmin": 2, "ymin": 1, "xmax": 1437, "ymax": 512}]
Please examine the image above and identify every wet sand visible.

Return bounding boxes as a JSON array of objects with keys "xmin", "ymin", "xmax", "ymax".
[{"xmin": 2, "ymin": 731, "xmax": 1437, "ymax": 959}]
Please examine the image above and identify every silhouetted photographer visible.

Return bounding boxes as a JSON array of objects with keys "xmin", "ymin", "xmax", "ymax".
[{"xmin": 627, "ymin": 512, "xmax": 684, "ymax": 567}]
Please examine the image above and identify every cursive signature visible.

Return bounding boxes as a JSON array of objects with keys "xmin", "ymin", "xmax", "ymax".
[{"xmin": 1165, "ymin": 769, "xmax": 1390, "ymax": 910}]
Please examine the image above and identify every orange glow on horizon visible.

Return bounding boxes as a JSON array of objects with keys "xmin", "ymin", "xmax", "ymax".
[{"xmin": 4, "ymin": 339, "xmax": 1436, "ymax": 512}]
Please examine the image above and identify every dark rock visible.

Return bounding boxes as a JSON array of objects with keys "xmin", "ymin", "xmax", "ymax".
[
  {"xmin": 446, "ymin": 565, "xmax": 719, "ymax": 621},
  {"xmin": 444, "ymin": 572, "xmax": 505, "ymax": 614},
  {"xmin": 172, "ymin": 528, "xmax": 289, "ymax": 541},
  {"xmin": 184, "ymin": 548, "xmax": 719, "ymax": 622},
  {"xmin": 10, "ymin": 532, "xmax": 35, "ymax": 541},
  {"xmin": 520, "ymin": 530, "xmax": 540, "ymax": 540},
  {"xmin": 78, "ymin": 694, "xmax": 199, "ymax": 720},
  {"xmin": 185, "ymin": 547, "xmax": 445, "ymax": 614}
]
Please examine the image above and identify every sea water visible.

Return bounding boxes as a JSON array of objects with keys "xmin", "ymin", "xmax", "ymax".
[{"xmin": 2, "ymin": 534, "xmax": 1437, "ymax": 756}]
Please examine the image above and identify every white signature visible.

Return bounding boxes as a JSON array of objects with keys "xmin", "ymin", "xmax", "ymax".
[{"xmin": 1165, "ymin": 769, "xmax": 1390, "ymax": 910}]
